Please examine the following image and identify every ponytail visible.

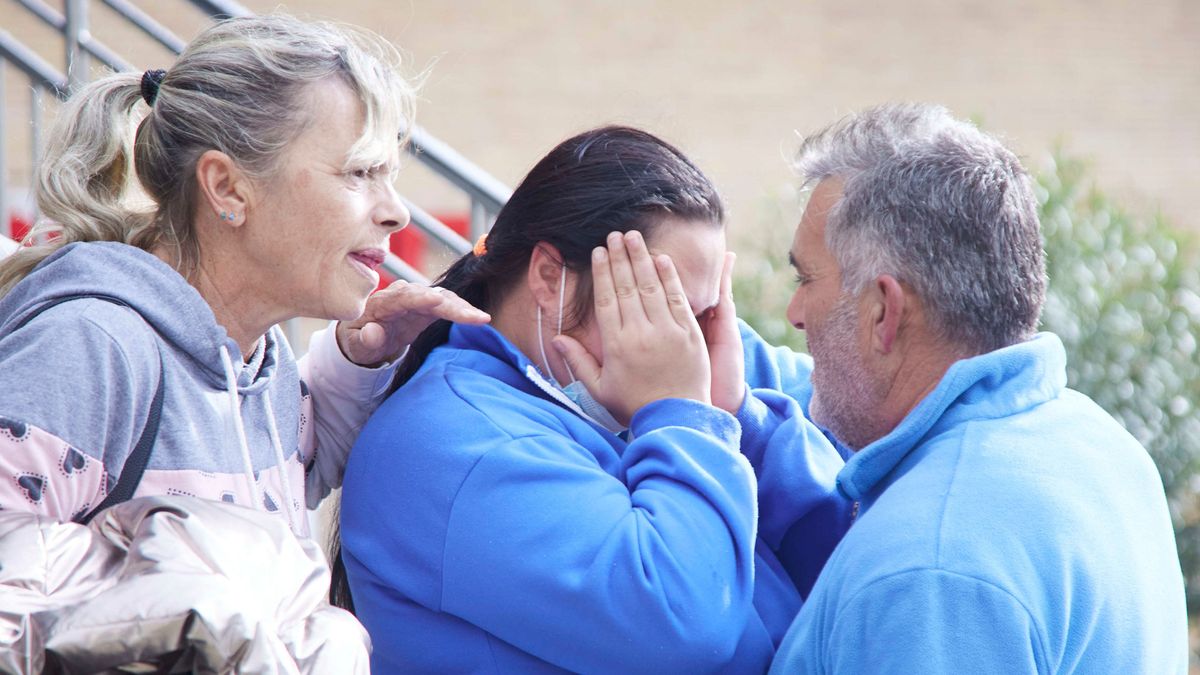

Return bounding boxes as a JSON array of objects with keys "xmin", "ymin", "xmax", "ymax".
[
  {"xmin": 0, "ymin": 73, "xmax": 153, "ymax": 295},
  {"xmin": 1, "ymin": 15, "xmax": 417, "ymax": 298}
]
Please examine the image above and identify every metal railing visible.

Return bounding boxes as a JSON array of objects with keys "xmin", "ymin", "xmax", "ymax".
[{"xmin": 0, "ymin": 0, "xmax": 511, "ymax": 283}]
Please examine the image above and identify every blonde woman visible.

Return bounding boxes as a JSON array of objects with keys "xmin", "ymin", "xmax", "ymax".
[{"xmin": 0, "ymin": 16, "xmax": 485, "ymax": 662}]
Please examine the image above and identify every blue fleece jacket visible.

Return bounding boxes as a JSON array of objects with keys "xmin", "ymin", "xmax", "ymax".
[
  {"xmin": 769, "ymin": 334, "xmax": 1189, "ymax": 674},
  {"xmin": 341, "ymin": 322, "xmax": 850, "ymax": 674}
]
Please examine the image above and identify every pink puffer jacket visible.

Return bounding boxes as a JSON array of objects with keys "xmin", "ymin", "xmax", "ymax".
[{"xmin": 0, "ymin": 495, "xmax": 369, "ymax": 673}]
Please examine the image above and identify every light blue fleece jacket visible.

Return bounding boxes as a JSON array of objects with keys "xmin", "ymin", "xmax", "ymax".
[
  {"xmin": 341, "ymin": 322, "xmax": 850, "ymax": 674},
  {"xmin": 769, "ymin": 334, "xmax": 1189, "ymax": 674}
]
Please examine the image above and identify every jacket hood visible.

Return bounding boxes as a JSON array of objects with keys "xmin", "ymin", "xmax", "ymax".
[{"xmin": 0, "ymin": 241, "xmax": 279, "ymax": 393}]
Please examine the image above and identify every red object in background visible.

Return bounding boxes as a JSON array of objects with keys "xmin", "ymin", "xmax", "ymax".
[
  {"xmin": 377, "ymin": 212, "xmax": 469, "ymax": 290},
  {"xmin": 8, "ymin": 215, "xmax": 31, "ymax": 243}
]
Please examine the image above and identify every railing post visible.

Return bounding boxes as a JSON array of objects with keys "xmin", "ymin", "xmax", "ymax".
[
  {"xmin": 29, "ymin": 84, "xmax": 42, "ymax": 226},
  {"xmin": 64, "ymin": 0, "xmax": 90, "ymax": 92},
  {"xmin": 0, "ymin": 59, "xmax": 8, "ymax": 240},
  {"xmin": 470, "ymin": 199, "xmax": 488, "ymax": 241}
]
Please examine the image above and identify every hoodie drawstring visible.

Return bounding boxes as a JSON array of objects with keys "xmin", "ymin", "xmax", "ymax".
[
  {"xmin": 219, "ymin": 344, "xmax": 265, "ymax": 520},
  {"xmin": 219, "ymin": 344, "xmax": 301, "ymax": 535},
  {"xmin": 262, "ymin": 388, "xmax": 299, "ymax": 534}
]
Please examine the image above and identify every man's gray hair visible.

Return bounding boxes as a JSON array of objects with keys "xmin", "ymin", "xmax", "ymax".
[{"xmin": 794, "ymin": 103, "xmax": 1046, "ymax": 353}]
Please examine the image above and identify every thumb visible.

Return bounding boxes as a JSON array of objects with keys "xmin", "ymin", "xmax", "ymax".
[
  {"xmin": 552, "ymin": 335, "xmax": 600, "ymax": 387},
  {"xmin": 358, "ymin": 321, "xmax": 387, "ymax": 352}
]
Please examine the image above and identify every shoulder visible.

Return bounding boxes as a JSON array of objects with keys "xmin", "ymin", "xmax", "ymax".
[
  {"xmin": 369, "ymin": 351, "xmax": 570, "ymax": 441},
  {"xmin": 4, "ymin": 297, "xmax": 158, "ymax": 361},
  {"xmin": 349, "ymin": 352, "xmax": 583, "ymax": 487},
  {"xmin": 0, "ymin": 298, "xmax": 160, "ymax": 463}
]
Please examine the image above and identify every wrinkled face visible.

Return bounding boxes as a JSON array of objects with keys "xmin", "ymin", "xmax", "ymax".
[
  {"xmin": 786, "ymin": 178, "xmax": 886, "ymax": 450},
  {"xmin": 244, "ymin": 78, "xmax": 409, "ymax": 322},
  {"xmin": 566, "ymin": 218, "xmax": 726, "ymax": 371}
]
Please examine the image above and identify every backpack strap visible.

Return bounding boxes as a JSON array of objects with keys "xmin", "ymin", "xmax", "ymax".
[
  {"xmin": 10, "ymin": 294, "xmax": 166, "ymax": 524},
  {"xmin": 76, "ymin": 347, "xmax": 164, "ymax": 524}
]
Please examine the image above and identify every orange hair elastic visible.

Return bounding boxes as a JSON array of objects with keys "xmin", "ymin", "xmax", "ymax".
[{"xmin": 473, "ymin": 233, "xmax": 488, "ymax": 257}]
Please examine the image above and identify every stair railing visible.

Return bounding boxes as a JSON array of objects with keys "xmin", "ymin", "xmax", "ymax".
[{"xmin": 1, "ymin": 0, "xmax": 510, "ymax": 284}]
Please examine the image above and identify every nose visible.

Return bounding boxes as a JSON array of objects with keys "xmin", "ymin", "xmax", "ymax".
[
  {"xmin": 376, "ymin": 182, "xmax": 410, "ymax": 233},
  {"xmin": 786, "ymin": 288, "xmax": 806, "ymax": 331}
]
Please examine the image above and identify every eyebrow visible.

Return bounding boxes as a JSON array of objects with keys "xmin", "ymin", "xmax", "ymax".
[{"xmin": 788, "ymin": 252, "xmax": 799, "ymax": 269}]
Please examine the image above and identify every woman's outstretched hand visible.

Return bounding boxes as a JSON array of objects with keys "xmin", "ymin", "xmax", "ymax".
[
  {"xmin": 337, "ymin": 281, "xmax": 490, "ymax": 367},
  {"xmin": 553, "ymin": 230, "xmax": 711, "ymax": 425}
]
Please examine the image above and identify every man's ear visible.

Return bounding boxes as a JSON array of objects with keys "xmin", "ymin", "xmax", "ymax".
[
  {"xmin": 195, "ymin": 149, "xmax": 251, "ymax": 227},
  {"xmin": 868, "ymin": 274, "xmax": 906, "ymax": 355},
  {"xmin": 527, "ymin": 242, "xmax": 566, "ymax": 309}
]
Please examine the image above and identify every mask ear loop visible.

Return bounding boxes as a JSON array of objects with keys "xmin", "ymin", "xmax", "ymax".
[
  {"xmin": 535, "ymin": 263, "xmax": 577, "ymax": 387},
  {"xmin": 536, "ymin": 304, "xmax": 554, "ymax": 382}
]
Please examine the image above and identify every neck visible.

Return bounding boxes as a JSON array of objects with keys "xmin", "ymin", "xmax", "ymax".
[
  {"xmin": 878, "ymin": 335, "xmax": 969, "ymax": 433},
  {"xmin": 153, "ymin": 241, "xmax": 280, "ymax": 359},
  {"xmin": 490, "ymin": 286, "xmax": 573, "ymax": 386}
]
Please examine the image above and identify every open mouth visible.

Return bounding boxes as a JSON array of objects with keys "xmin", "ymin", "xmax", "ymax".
[{"xmin": 348, "ymin": 249, "xmax": 386, "ymax": 280}]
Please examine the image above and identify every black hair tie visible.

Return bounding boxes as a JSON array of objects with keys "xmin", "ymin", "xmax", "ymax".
[{"xmin": 140, "ymin": 69, "xmax": 167, "ymax": 107}]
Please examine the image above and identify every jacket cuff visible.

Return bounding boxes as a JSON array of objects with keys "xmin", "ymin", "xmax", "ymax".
[
  {"xmin": 308, "ymin": 321, "xmax": 401, "ymax": 401},
  {"xmin": 630, "ymin": 398, "xmax": 740, "ymax": 446}
]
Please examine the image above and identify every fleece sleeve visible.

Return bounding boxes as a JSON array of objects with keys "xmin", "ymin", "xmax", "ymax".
[
  {"xmin": 735, "ymin": 388, "xmax": 852, "ymax": 596},
  {"xmin": 0, "ymin": 302, "xmax": 159, "ymax": 521},
  {"xmin": 296, "ymin": 322, "xmax": 399, "ymax": 508},
  {"xmin": 739, "ymin": 319, "xmax": 815, "ymax": 404},
  {"xmin": 811, "ymin": 569, "xmax": 1047, "ymax": 675},
  {"xmin": 435, "ymin": 399, "xmax": 759, "ymax": 674}
]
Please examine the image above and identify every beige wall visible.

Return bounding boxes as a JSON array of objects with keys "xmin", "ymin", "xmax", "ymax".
[
  {"xmin": 251, "ymin": 0, "xmax": 1199, "ymax": 234},
  {"xmin": 4, "ymin": 0, "xmax": 1197, "ymax": 236}
]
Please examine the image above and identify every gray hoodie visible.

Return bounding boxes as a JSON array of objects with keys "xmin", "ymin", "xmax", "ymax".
[{"xmin": 0, "ymin": 241, "xmax": 322, "ymax": 533}]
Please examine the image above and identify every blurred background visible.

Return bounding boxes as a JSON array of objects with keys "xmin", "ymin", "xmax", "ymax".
[{"xmin": 2, "ymin": 0, "xmax": 1197, "ymax": 667}]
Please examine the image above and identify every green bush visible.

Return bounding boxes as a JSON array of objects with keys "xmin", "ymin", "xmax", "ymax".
[
  {"xmin": 731, "ymin": 189, "xmax": 808, "ymax": 354},
  {"xmin": 731, "ymin": 153, "xmax": 1200, "ymax": 616},
  {"xmin": 1037, "ymin": 153, "xmax": 1199, "ymax": 616}
]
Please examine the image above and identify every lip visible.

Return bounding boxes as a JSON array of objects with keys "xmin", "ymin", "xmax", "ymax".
[{"xmin": 348, "ymin": 248, "xmax": 387, "ymax": 281}]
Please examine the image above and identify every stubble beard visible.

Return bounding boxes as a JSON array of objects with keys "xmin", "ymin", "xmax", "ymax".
[{"xmin": 807, "ymin": 293, "xmax": 888, "ymax": 451}]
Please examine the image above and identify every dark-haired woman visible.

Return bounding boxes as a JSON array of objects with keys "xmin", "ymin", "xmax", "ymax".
[{"xmin": 340, "ymin": 126, "xmax": 851, "ymax": 673}]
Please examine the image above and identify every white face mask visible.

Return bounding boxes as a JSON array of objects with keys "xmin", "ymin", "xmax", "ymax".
[{"xmin": 536, "ymin": 264, "xmax": 628, "ymax": 435}]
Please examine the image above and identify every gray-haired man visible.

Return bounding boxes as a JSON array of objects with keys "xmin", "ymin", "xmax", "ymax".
[{"xmin": 767, "ymin": 103, "xmax": 1187, "ymax": 673}]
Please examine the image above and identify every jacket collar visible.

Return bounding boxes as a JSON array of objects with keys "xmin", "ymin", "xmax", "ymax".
[
  {"xmin": 446, "ymin": 323, "xmax": 611, "ymax": 428},
  {"xmin": 836, "ymin": 333, "xmax": 1067, "ymax": 501}
]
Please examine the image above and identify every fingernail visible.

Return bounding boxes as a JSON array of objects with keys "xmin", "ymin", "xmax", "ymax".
[
  {"xmin": 608, "ymin": 232, "xmax": 622, "ymax": 245},
  {"xmin": 593, "ymin": 247, "xmax": 607, "ymax": 262}
]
